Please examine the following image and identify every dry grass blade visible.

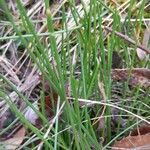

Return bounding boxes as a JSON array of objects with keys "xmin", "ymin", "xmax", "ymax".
[{"xmin": 92, "ymin": 80, "xmax": 106, "ymax": 132}]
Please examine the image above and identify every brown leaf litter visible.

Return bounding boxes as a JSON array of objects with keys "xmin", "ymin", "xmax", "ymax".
[
  {"xmin": 112, "ymin": 124, "xmax": 150, "ymax": 150},
  {"xmin": 0, "ymin": 127, "xmax": 26, "ymax": 150},
  {"xmin": 111, "ymin": 68, "xmax": 150, "ymax": 88}
]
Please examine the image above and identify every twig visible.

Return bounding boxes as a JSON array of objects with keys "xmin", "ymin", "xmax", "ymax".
[
  {"xmin": 103, "ymin": 26, "xmax": 150, "ymax": 54},
  {"xmin": 92, "ymin": 78, "xmax": 106, "ymax": 127}
]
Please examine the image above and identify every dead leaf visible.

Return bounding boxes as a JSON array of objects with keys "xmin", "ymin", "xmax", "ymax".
[
  {"xmin": 112, "ymin": 124, "xmax": 150, "ymax": 150},
  {"xmin": 1, "ymin": 127, "xmax": 26, "ymax": 150},
  {"xmin": 25, "ymin": 75, "xmax": 68, "ymax": 127},
  {"xmin": 39, "ymin": 94, "xmax": 58, "ymax": 118},
  {"xmin": 38, "ymin": 76, "xmax": 70, "ymax": 118},
  {"xmin": 137, "ymin": 22, "xmax": 150, "ymax": 60},
  {"xmin": 24, "ymin": 102, "xmax": 39, "ymax": 125},
  {"xmin": 111, "ymin": 68, "xmax": 150, "ymax": 88},
  {"xmin": 32, "ymin": 76, "xmax": 70, "ymax": 128},
  {"xmin": 112, "ymin": 134, "xmax": 150, "ymax": 150},
  {"xmin": 131, "ymin": 124, "xmax": 150, "ymax": 136},
  {"xmin": 137, "ymin": 48, "xmax": 146, "ymax": 60}
]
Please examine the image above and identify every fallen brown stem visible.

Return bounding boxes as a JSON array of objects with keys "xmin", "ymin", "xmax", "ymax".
[{"xmin": 103, "ymin": 26, "xmax": 150, "ymax": 54}]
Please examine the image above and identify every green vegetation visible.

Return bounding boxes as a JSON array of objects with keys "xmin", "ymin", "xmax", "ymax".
[{"xmin": 0, "ymin": 0, "xmax": 149, "ymax": 149}]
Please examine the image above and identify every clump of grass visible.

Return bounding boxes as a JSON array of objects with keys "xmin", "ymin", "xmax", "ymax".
[{"xmin": 0, "ymin": 0, "xmax": 149, "ymax": 149}]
